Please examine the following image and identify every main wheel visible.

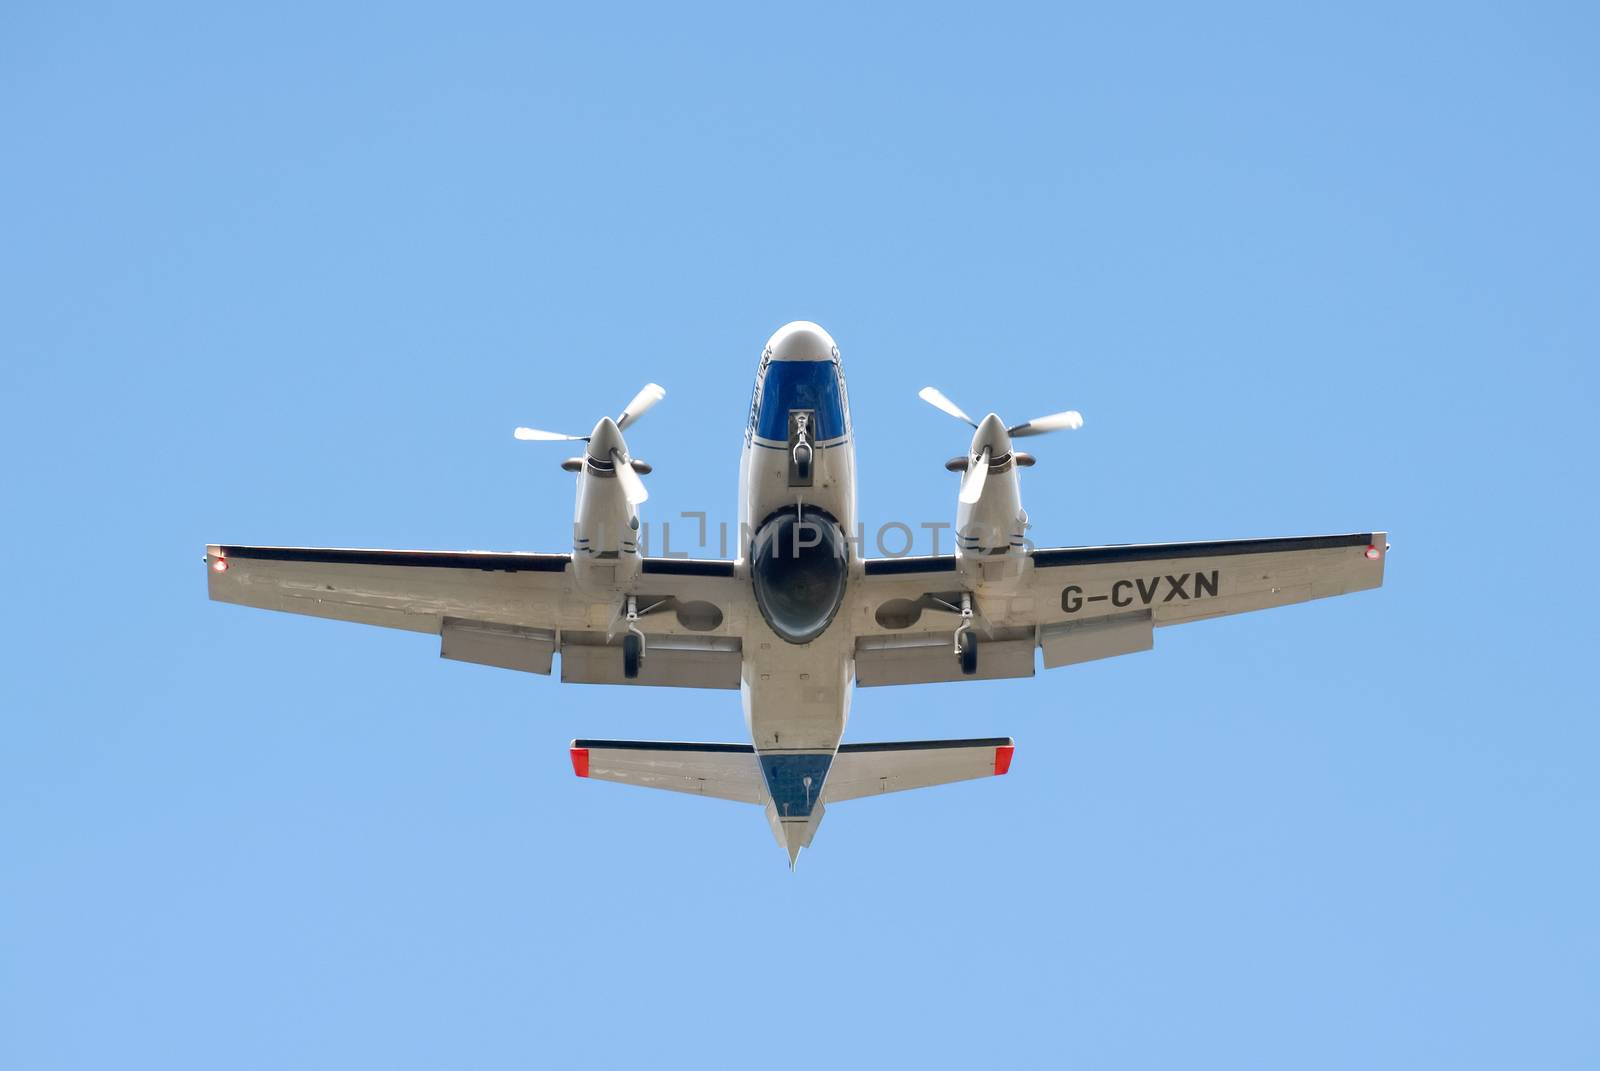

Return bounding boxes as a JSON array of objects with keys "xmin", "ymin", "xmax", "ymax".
[
  {"xmin": 623, "ymin": 633, "xmax": 642, "ymax": 680},
  {"xmin": 959, "ymin": 632, "xmax": 978, "ymax": 676}
]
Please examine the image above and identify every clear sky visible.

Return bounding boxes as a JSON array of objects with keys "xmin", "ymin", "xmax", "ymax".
[{"xmin": 3, "ymin": 3, "xmax": 1596, "ymax": 1067}]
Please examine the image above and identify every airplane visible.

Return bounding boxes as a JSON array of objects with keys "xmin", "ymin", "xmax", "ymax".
[{"xmin": 206, "ymin": 321, "xmax": 1387, "ymax": 867}]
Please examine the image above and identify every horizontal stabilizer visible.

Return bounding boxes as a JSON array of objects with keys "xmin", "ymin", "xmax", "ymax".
[
  {"xmin": 570, "ymin": 737, "xmax": 1014, "ymax": 807},
  {"xmin": 826, "ymin": 738, "xmax": 1014, "ymax": 802},
  {"xmin": 570, "ymin": 740, "xmax": 764, "ymax": 804}
]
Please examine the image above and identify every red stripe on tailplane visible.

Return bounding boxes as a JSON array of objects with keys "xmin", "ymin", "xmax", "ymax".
[
  {"xmin": 994, "ymin": 745, "xmax": 1015, "ymax": 776},
  {"xmin": 570, "ymin": 747, "xmax": 590, "ymax": 778}
]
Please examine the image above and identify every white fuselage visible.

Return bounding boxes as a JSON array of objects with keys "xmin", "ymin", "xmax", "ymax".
[{"xmin": 734, "ymin": 322, "xmax": 859, "ymax": 856}]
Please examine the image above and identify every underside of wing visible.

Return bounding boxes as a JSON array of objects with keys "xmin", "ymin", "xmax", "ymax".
[
  {"xmin": 854, "ymin": 532, "xmax": 1387, "ymax": 679},
  {"xmin": 207, "ymin": 545, "xmax": 573, "ymax": 633},
  {"xmin": 206, "ymin": 545, "xmax": 752, "ymax": 688},
  {"xmin": 1029, "ymin": 531, "xmax": 1387, "ymax": 628}
]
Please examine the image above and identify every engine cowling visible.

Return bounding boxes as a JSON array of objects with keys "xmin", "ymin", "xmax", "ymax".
[{"xmin": 750, "ymin": 506, "xmax": 848, "ymax": 644}]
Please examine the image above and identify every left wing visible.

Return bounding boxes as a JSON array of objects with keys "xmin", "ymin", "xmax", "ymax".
[
  {"xmin": 855, "ymin": 532, "xmax": 1386, "ymax": 683},
  {"xmin": 206, "ymin": 545, "xmax": 750, "ymax": 688}
]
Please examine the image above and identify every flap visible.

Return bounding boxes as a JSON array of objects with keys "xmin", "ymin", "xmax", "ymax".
[
  {"xmin": 854, "ymin": 633, "xmax": 1035, "ymax": 687},
  {"xmin": 1039, "ymin": 610, "xmax": 1152, "ymax": 669},
  {"xmin": 440, "ymin": 618, "xmax": 555, "ymax": 674},
  {"xmin": 559, "ymin": 634, "xmax": 742, "ymax": 689}
]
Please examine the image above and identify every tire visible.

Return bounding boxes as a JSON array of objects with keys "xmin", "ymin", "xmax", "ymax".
[
  {"xmin": 623, "ymin": 633, "xmax": 642, "ymax": 680},
  {"xmin": 959, "ymin": 632, "xmax": 978, "ymax": 676}
]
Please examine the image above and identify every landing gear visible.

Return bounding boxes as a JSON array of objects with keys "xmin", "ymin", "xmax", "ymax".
[
  {"xmin": 789, "ymin": 412, "xmax": 814, "ymax": 485},
  {"xmin": 792, "ymin": 441, "xmax": 813, "ymax": 481},
  {"xmin": 958, "ymin": 631, "xmax": 979, "ymax": 676},
  {"xmin": 953, "ymin": 592, "xmax": 978, "ymax": 676},
  {"xmin": 622, "ymin": 595, "xmax": 646, "ymax": 680}
]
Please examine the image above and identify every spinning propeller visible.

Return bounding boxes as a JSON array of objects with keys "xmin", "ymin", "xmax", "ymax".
[
  {"xmin": 514, "ymin": 383, "xmax": 665, "ymax": 505},
  {"xmin": 918, "ymin": 386, "xmax": 1083, "ymax": 505}
]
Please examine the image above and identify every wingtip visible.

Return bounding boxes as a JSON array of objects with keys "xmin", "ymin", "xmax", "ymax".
[
  {"xmin": 994, "ymin": 744, "xmax": 1015, "ymax": 776},
  {"xmin": 569, "ymin": 746, "xmax": 590, "ymax": 778}
]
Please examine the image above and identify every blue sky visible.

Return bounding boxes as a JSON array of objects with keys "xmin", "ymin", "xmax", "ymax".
[{"xmin": 3, "ymin": 3, "xmax": 1596, "ymax": 1067}]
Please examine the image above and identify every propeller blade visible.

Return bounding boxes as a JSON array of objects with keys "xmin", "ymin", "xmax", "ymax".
[
  {"xmin": 918, "ymin": 386, "xmax": 977, "ymax": 428},
  {"xmin": 1008, "ymin": 409, "xmax": 1083, "ymax": 437},
  {"xmin": 959, "ymin": 447, "xmax": 990, "ymax": 505},
  {"xmin": 514, "ymin": 427, "xmax": 588, "ymax": 442},
  {"xmin": 613, "ymin": 449, "xmax": 649, "ymax": 505},
  {"xmin": 616, "ymin": 383, "xmax": 666, "ymax": 432}
]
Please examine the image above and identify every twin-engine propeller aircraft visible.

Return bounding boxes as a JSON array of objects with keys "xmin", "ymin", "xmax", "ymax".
[{"xmin": 207, "ymin": 321, "xmax": 1387, "ymax": 866}]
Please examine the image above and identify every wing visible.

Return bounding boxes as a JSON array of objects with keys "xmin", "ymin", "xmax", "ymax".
[
  {"xmin": 206, "ymin": 545, "xmax": 751, "ymax": 688},
  {"xmin": 854, "ymin": 532, "xmax": 1387, "ymax": 683}
]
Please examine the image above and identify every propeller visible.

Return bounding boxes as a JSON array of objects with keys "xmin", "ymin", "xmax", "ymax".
[
  {"xmin": 917, "ymin": 386, "xmax": 976, "ymax": 426},
  {"xmin": 614, "ymin": 453, "xmax": 649, "ymax": 505},
  {"xmin": 960, "ymin": 448, "xmax": 990, "ymax": 505},
  {"xmin": 514, "ymin": 383, "xmax": 666, "ymax": 505},
  {"xmin": 513, "ymin": 427, "xmax": 586, "ymax": 442},
  {"xmin": 917, "ymin": 386, "xmax": 1083, "ymax": 437},
  {"xmin": 616, "ymin": 382, "xmax": 666, "ymax": 432},
  {"xmin": 1007, "ymin": 410, "xmax": 1084, "ymax": 437},
  {"xmin": 918, "ymin": 386, "xmax": 1083, "ymax": 505}
]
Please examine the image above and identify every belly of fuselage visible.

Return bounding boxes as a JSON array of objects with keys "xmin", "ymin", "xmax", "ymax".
[{"xmin": 737, "ymin": 324, "xmax": 860, "ymax": 828}]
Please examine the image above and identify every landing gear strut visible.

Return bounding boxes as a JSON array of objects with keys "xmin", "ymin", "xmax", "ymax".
[
  {"xmin": 790, "ymin": 411, "xmax": 814, "ymax": 483},
  {"xmin": 954, "ymin": 592, "xmax": 978, "ymax": 676},
  {"xmin": 623, "ymin": 595, "xmax": 646, "ymax": 680}
]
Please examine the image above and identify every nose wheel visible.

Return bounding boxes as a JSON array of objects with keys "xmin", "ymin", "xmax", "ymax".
[{"xmin": 792, "ymin": 440, "xmax": 813, "ymax": 481}]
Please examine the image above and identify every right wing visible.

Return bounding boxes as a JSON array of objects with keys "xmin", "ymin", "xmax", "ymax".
[
  {"xmin": 206, "ymin": 545, "xmax": 751, "ymax": 688},
  {"xmin": 855, "ymin": 532, "xmax": 1387, "ymax": 683}
]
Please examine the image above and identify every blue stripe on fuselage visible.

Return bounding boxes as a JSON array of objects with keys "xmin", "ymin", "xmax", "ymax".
[{"xmin": 752, "ymin": 359, "xmax": 848, "ymax": 442}]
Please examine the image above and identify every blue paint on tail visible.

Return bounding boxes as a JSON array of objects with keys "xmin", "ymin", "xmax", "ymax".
[{"xmin": 760, "ymin": 753, "xmax": 833, "ymax": 818}]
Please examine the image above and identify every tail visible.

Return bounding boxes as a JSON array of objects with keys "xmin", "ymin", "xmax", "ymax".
[{"xmin": 570, "ymin": 736, "xmax": 1014, "ymax": 866}]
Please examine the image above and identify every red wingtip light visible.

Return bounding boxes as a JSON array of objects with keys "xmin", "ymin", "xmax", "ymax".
[
  {"xmin": 994, "ymin": 744, "xmax": 1015, "ymax": 776},
  {"xmin": 570, "ymin": 747, "xmax": 590, "ymax": 778},
  {"xmin": 211, "ymin": 558, "xmax": 228, "ymax": 573},
  {"xmin": 1365, "ymin": 545, "xmax": 1381, "ymax": 560}
]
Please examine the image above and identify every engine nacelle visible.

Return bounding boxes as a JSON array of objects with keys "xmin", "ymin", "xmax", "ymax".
[
  {"xmin": 955, "ymin": 449, "xmax": 1027, "ymax": 557},
  {"xmin": 572, "ymin": 452, "xmax": 642, "ymax": 590}
]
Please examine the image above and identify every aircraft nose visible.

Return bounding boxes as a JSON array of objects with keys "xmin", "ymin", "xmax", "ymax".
[
  {"xmin": 974, "ymin": 412, "xmax": 1010, "ymax": 452},
  {"xmin": 588, "ymin": 415, "xmax": 623, "ymax": 457},
  {"xmin": 765, "ymin": 321, "xmax": 836, "ymax": 361}
]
